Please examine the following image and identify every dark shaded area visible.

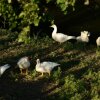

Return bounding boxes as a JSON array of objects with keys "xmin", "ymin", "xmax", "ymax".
[{"xmin": 0, "ymin": 76, "xmax": 48, "ymax": 100}]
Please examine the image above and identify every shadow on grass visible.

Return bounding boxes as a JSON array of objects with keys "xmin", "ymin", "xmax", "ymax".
[
  {"xmin": 35, "ymin": 42, "xmax": 63, "ymax": 59},
  {"xmin": 0, "ymin": 30, "xmax": 18, "ymax": 51},
  {"xmin": 0, "ymin": 75, "xmax": 50, "ymax": 100},
  {"xmin": 0, "ymin": 42, "xmax": 23, "ymax": 51},
  {"xmin": 0, "ymin": 41, "xmax": 64, "ymax": 73},
  {"xmin": 60, "ymin": 59, "xmax": 80, "ymax": 72},
  {"xmin": 0, "ymin": 41, "xmax": 74, "ymax": 100}
]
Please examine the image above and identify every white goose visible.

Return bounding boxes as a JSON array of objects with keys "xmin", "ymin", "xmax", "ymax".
[
  {"xmin": 96, "ymin": 37, "xmax": 100, "ymax": 47},
  {"xmin": 84, "ymin": 0, "xmax": 89, "ymax": 5},
  {"xmin": 0, "ymin": 64, "xmax": 11, "ymax": 76},
  {"xmin": 35, "ymin": 59, "xmax": 60, "ymax": 76},
  {"xmin": 50, "ymin": 24, "xmax": 76, "ymax": 43},
  {"xmin": 76, "ymin": 31, "xmax": 90, "ymax": 43},
  {"xmin": 17, "ymin": 56, "xmax": 30, "ymax": 75}
]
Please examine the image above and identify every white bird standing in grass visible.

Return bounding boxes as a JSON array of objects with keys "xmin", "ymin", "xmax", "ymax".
[
  {"xmin": 76, "ymin": 31, "xmax": 90, "ymax": 43},
  {"xmin": 35, "ymin": 59, "xmax": 60, "ymax": 77},
  {"xmin": 96, "ymin": 37, "xmax": 100, "ymax": 47},
  {"xmin": 17, "ymin": 56, "xmax": 30, "ymax": 75},
  {"xmin": 0, "ymin": 64, "xmax": 11, "ymax": 76},
  {"xmin": 50, "ymin": 24, "xmax": 76, "ymax": 43}
]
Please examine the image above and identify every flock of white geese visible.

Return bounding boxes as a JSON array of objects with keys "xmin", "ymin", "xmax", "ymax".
[{"xmin": 0, "ymin": 24, "xmax": 100, "ymax": 77}]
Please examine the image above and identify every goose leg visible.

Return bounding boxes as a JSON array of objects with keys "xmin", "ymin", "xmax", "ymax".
[
  {"xmin": 40, "ymin": 72, "xmax": 43, "ymax": 77},
  {"xmin": 48, "ymin": 71, "xmax": 51, "ymax": 76},
  {"xmin": 25, "ymin": 68, "xmax": 28, "ymax": 75}
]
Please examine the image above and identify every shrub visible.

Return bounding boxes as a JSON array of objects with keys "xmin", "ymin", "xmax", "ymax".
[
  {"xmin": 52, "ymin": 74, "xmax": 87, "ymax": 100},
  {"xmin": 0, "ymin": 0, "xmax": 77, "ymax": 43},
  {"xmin": 0, "ymin": 0, "xmax": 20, "ymax": 30}
]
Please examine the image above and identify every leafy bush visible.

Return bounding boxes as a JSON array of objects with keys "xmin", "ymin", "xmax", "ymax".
[
  {"xmin": 18, "ymin": 26, "xmax": 31, "ymax": 44},
  {"xmin": 83, "ymin": 69, "xmax": 100, "ymax": 99},
  {"xmin": 50, "ymin": 74, "xmax": 87, "ymax": 100},
  {"xmin": 63, "ymin": 75, "xmax": 85, "ymax": 97},
  {"xmin": 19, "ymin": 1, "xmax": 41, "ymax": 26},
  {"xmin": 0, "ymin": 0, "xmax": 77, "ymax": 43},
  {"xmin": 56, "ymin": 0, "xmax": 76, "ymax": 14},
  {"xmin": 51, "ymin": 67, "xmax": 62, "ymax": 81},
  {"xmin": 0, "ymin": 0, "xmax": 20, "ymax": 30}
]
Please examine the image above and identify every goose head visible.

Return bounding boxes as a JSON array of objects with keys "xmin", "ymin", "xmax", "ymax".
[
  {"xmin": 50, "ymin": 24, "xmax": 56, "ymax": 28},
  {"xmin": 50, "ymin": 24, "xmax": 57, "ymax": 34},
  {"xmin": 24, "ymin": 56, "xmax": 32, "ymax": 61},
  {"xmin": 81, "ymin": 31, "xmax": 90, "ymax": 37}
]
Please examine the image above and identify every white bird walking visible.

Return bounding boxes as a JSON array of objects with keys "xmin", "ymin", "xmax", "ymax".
[
  {"xmin": 0, "ymin": 64, "xmax": 11, "ymax": 76},
  {"xmin": 50, "ymin": 24, "xmax": 76, "ymax": 43},
  {"xmin": 96, "ymin": 37, "xmax": 100, "ymax": 47},
  {"xmin": 35, "ymin": 59, "xmax": 60, "ymax": 77},
  {"xmin": 17, "ymin": 56, "xmax": 30, "ymax": 75},
  {"xmin": 76, "ymin": 31, "xmax": 90, "ymax": 43}
]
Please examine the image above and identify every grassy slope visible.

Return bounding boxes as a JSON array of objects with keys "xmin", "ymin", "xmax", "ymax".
[{"xmin": 0, "ymin": 29, "xmax": 100, "ymax": 100}]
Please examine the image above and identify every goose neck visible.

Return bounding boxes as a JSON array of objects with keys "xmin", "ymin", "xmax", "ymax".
[
  {"xmin": 36, "ymin": 59, "xmax": 41, "ymax": 67},
  {"xmin": 52, "ymin": 26, "xmax": 57, "ymax": 35}
]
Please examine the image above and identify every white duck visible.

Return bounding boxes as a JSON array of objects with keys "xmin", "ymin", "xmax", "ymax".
[
  {"xmin": 84, "ymin": 0, "xmax": 89, "ymax": 5},
  {"xmin": 76, "ymin": 31, "xmax": 90, "ymax": 43},
  {"xmin": 17, "ymin": 56, "xmax": 30, "ymax": 75},
  {"xmin": 96, "ymin": 36, "xmax": 100, "ymax": 47},
  {"xmin": 50, "ymin": 24, "xmax": 76, "ymax": 43},
  {"xmin": 35, "ymin": 59, "xmax": 60, "ymax": 76},
  {"xmin": 0, "ymin": 64, "xmax": 11, "ymax": 76}
]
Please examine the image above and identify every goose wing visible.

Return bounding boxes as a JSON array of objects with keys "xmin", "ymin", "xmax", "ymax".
[
  {"xmin": 0, "ymin": 64, "xmax": 10, "ymax": 76},
  {"xmin": 54, "ymin": 33, "xmax": 76, "ymax": 42},
  {"xmin": 41, "ymin": 61, "xmax": 60, "ymax": 71}
]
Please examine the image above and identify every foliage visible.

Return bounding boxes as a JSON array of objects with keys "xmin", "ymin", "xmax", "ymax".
[
  {"xmin": 0, "ymin": 0, "xmax": 19, "ymax": 30},
  {"xmin": 0, "ymin": 0, "xmax": 77, "ymax": 43},
  {"xmin": 51, "ymin": 67, "xmax": 62, "ymax": 81},
  {"xmin": 96, "ymin": 47, "xmax": 100, "ymax": 57},
  {"xmin": 50, "ymin": 74, "xmax": 87, "ymax": 100},
  {"xmin": 19, "ymin": 1, "xmax": 41, "ymax": 26},
  {"xmin": 18, "ymin": 26, "xmax": 31, "ymax": 44},
  {"xmin": 83, "ymin": 69, "xmax": 100, "ymax": 100},
  {"xmin": 56, "ymin": 0, "xmax": 76, "ymax": 14},
  {"xmin": 50, "ymin": 69, "xmax": 100, "ymax": 99},
  {"xmin": 30, "ymin": 69, "xmax": 37, "ymax": 78},
  {"xmin": 0, "ymin": 31, "xmax": 100, "ymax": 100},
  {"xmin": 62, "ymin": 75, "xmax": 85, "ymax": 99}
]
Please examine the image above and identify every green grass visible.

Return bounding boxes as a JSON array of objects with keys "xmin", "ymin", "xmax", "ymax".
[{"xmin": 0, "ymin": 29, "xmax": 100, "ymax": 100}]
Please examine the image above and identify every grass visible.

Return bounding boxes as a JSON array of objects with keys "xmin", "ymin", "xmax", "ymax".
[{"xmin": 0, "ymin": 29, "xmax": 100, "ymax": 100}]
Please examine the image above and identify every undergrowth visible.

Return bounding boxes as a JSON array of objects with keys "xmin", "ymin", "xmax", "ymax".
[{"xmin": 0, "ymin": 29, "xmax": 100, "ymax": 100}]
